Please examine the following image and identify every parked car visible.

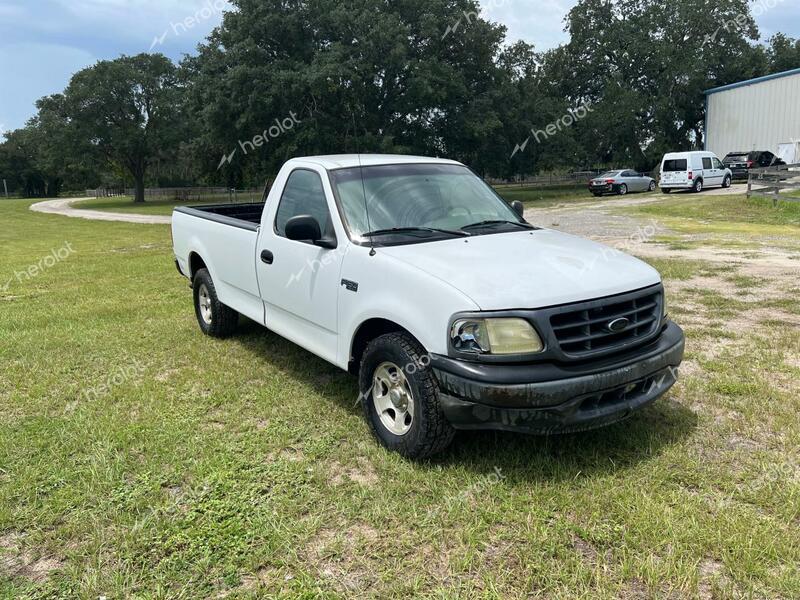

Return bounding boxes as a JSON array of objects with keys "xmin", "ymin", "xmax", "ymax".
[
  {"xmin": 722, "ymin": 151, "xmax": 785, "ymax": 181},
  {"xmin": 589, "ymin": 170, "xmax": 657, "ymax": 196},
  {"xmin": 659, "ymin": 151, "xmax": 732, "ymax": 193},
  {"xmin": 172, "ymin": 155, "xmax": 685, "ymax": 459}
]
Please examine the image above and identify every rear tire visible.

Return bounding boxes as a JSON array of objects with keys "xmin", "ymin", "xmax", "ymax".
[
  {"xmin": 617, "ymin": 184, "xmax": 628, "ymax": 196},
  {"xmin": 193, "ymin": 268, "xmax": 239, "ymax": 338},
  {"xmin": 661, "ymin": 188, "xmax": 672, "ymax": 194},
  {"xmin": 593, "ymin": 193, "xmax": 603, "ymax": 197},
  {"xmin": 359, "ymin": 332, "xmax": 455, "ymax": 460},
  {"xmin": 692, "ymin": 179, "xmax": 703, "ymax": 193},
  {"xmin": 722, "ymin": 175, "xmax": 732, "ymax": 188}
]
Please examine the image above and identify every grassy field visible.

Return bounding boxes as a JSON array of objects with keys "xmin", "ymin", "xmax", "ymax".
[
  {"xmin": 1, "ymin": 196, "xmax": 799, "ymax": 598},
  {"xmin": 624, "ymin": 193, "xmax": 800, "ymax": 252},
  {"xmin": 494, "ymin": 183, "xmax": 596, "ymax": 207}
]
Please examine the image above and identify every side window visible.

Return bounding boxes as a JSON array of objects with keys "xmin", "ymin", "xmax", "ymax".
[
  {"xmin": 712, "ymin": 158, "xmax": 724, "ymax": 169},
  {"xmin": 760, "ymin": 153, "xmax": 773, "ymax": 166},
  {"xmin": 702, "ymin": 157, "xmax": 713, "ymax": 170},
  {"xmin": 275, "ymin": 169, "xmax": 332, "ymax": 238},
  {"xmin": 621, "ymin": 170, "xmax": 635, "ymax": 177}
]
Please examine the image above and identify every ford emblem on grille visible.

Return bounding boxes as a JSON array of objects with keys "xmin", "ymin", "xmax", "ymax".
[{"xmin": 607, "ymin": 317, "xmax": 630, "ymax": 333}]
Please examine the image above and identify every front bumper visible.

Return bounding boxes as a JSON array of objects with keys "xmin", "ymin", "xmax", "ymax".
[{"xmin": 431, "ymin": 321, "xmax": 685, "ymax": 434}]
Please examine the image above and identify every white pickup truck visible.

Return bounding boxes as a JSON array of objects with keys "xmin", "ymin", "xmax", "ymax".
[{"xmin": 172, "ymin": 155, "xmax": 685, "ymax": 459}]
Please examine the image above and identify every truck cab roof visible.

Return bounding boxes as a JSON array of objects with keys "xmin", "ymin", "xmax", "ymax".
[{"xmin": 287, "ymin": 154, "xmax": 463, "ymax": 170}]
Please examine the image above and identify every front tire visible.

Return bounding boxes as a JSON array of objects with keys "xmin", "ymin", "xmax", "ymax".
[
  {"xmin": 648, "ymin": 181, "xmax": 656, "ymax": 192},
  {"xmin": 193, "ymin": 268, "xmax": 239, "ymax": 338},
  {"xmin": 359, "ymin": 332, "xmax": 455, "ymax": 460}
]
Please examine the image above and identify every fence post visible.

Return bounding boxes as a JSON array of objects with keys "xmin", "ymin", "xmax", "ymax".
[{"xmin": 746, "ymin": 175, "xmax": 752, "ymax": 199}]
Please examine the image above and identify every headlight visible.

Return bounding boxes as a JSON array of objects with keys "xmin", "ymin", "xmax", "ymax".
[{"xmin": 451, "ymin": 318, "xmax": 544, "ymax": 355}]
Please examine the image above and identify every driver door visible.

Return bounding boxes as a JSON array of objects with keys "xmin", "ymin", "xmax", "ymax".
[{"xmin": 257, "ymin": 167, "xmax": 345, "ymax": 364}]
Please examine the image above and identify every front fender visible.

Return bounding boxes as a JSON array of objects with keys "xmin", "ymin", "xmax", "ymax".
[{"xmin": 337, "ymin": 247, "xmax": 479, "ymax": 369}]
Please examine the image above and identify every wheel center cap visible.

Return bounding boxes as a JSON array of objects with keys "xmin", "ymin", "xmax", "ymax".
[{"xmin": 389, "ymin": 387, "xmax": 406, "ymax": 409}]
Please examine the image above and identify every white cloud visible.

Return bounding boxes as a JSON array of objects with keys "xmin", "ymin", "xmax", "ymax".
[
  {"xmin": 482, "ymin": 0, "xmax": 800, "ymax": 50},
  {"xmin": 481, "ymin": 0, "xmax": 572, "ymax": 49}
]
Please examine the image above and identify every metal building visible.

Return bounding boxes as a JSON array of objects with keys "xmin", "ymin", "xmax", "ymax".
[{"xmin": 704, "ymin": 67, "xmax": 800, "ymax": 164}]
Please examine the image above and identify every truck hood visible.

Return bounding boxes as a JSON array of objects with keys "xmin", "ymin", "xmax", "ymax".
[{"xmin": 379, "ymin": 229, "xmax": 661, "ymax": 310}]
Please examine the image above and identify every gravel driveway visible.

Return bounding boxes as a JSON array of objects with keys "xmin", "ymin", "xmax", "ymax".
[{"xmin": 30, "ymin": 198, "xmax": 171, "ymax": 225}]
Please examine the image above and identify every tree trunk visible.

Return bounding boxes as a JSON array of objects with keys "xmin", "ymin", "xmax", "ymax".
[{"xmin": 133, "ymin": 173, "xmax": 145, "ymax": 203}]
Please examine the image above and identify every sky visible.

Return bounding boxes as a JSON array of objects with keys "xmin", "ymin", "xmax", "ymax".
[{"xmin": 1, "ymin": 0, "xmax": 799, "ymax": 134}]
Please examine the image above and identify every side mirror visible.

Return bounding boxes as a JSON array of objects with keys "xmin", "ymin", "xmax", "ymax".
[
  {"xmin": 285, "ymin": 215, "xmax": 337, "ymax": 249},
  {"xmin": 511, "ymin": 200, "xmax": 525, "ymax": 218}
]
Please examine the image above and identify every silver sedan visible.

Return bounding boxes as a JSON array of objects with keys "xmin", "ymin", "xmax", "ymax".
[{"xmin": 589, "ymin": 170, "xmax": 657, "ymax": 196}]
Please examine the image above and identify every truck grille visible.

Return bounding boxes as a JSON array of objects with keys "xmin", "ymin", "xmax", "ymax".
[{"xmin": 549, "ymin": 288, "xmax": 662, "ymax": 357}]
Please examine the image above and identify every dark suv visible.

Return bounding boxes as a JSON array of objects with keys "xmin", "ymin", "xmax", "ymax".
[{"xmin": 722, "ymin": 151, "xmax": 785, "ymax": 181}]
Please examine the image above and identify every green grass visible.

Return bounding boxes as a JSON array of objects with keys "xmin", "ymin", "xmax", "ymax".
[
  {"xmin": 624, "ymin": 193, "xmax": 800, "ymax": 252},
  {"xmin": 1, "ymin": 199, "xmax": 799, "ymax": 598},
  {"xmin": 495, "ymin": 184, "xmax": 596, "ymax": 207},
  {"xmin": 626, "ymin": 193, "xmax": 800, "ymax": 229}
]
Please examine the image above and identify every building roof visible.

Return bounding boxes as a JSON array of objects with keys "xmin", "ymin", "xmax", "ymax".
[
  {"xmin": 289, "ymin": 154, "xmax": 461, "ymax": 170},
  {"xmin": 704, "ymin": 67, "xmax": 800, "ymax": 96}
]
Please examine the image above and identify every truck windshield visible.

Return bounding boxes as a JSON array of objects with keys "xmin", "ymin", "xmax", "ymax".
[{"xmin": 329, "ymin": 163, "xmax": 523, "ymax": 239}]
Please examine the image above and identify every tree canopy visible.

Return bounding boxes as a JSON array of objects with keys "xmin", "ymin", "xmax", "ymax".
[{"xmin": 1, "ymin": 0, "xmax": 797, "ymax": 197}]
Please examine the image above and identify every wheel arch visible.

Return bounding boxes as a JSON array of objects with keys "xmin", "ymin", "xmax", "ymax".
[
  {"xmin": 348, "ymin": 318, "xmax": 423, "ymax": 375},
  {"xmin": 188, "ymin": 251, "xmax": 208, "ymax": 281}
]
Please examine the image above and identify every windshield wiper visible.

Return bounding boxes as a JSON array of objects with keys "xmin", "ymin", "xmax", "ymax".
[
  {"xmin": 461, "ymin": 220, "xmax": 534, "ymax": 231},
  {"xmin": 362, "ymin": 227, "xmax": 470, "ymax": 238}
]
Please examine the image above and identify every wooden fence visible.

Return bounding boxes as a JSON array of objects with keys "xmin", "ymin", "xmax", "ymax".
[
  {"xmin": 85, "ymin": 185, "xmax": 270, "ymax": 203},
  {"xmin": 747, "ymin": 164, "xmax": 800, "ymax": 205},
  {"xmin": 487, "ymin": 171, "xmax": 606, "ymax": 188}
]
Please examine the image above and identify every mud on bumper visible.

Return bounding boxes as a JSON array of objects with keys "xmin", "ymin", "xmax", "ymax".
[{"xmin": 431, "ymin": 321, "xmax": 685, "ymax": 435}]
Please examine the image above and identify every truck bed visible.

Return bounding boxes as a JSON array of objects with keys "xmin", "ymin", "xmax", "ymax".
[{"xmin": 174, "ymin": 202, "xmax": 265, "ymax": 230}]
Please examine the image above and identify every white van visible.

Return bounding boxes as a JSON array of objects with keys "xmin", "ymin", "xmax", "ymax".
[{"xmin": 659, "ymin": 151, "xmax": 732, "ymax": 193}]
